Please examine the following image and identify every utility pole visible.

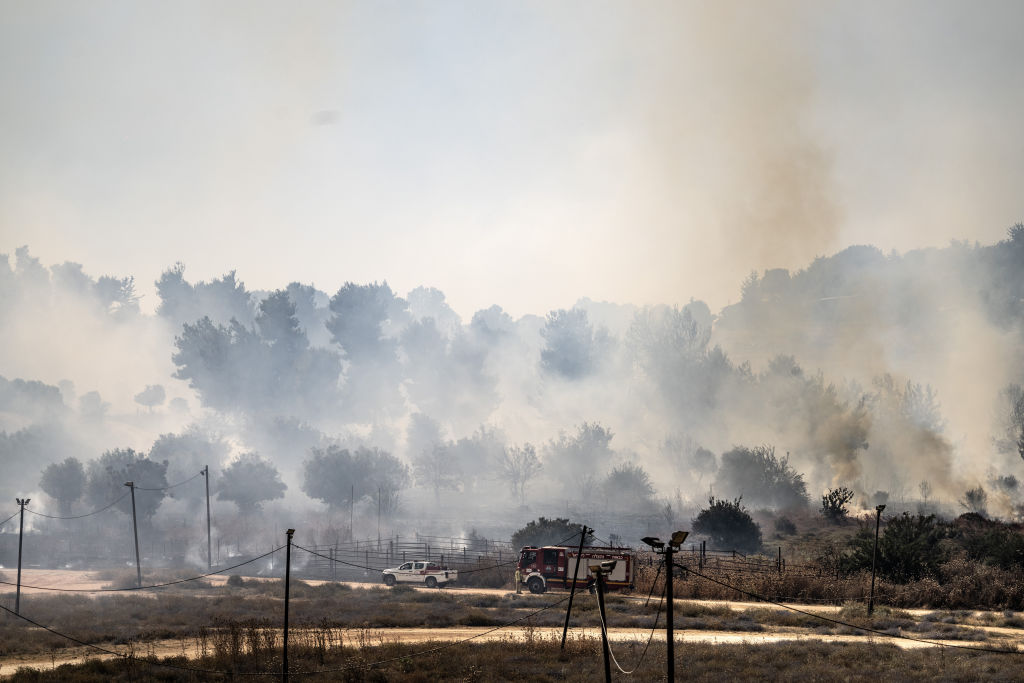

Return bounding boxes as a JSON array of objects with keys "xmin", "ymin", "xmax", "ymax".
[
  {"xmin": 201, "ymin": 466, "xmax": 212, "ymax": 571},
  {"xmin": 125, "ymin": 482, "xmax": 142, "ymax": 588},
  {"xmin": 283, "ymin": 528, "xmax": 295, "ymax": 683},
  {"xmin": 349, "ymin": 484, "xmax": 354, "ymax": 541},
  {"xmin": 561, "ymin": 524, "xmax": 592, "ymax": 650},
  {"xmin": 868, "ymin": 504, "xmax": 886, "ymax": 616},
  {"xmin": 642, "ymin": 530, "xmax": 688, "ymax": 682},
  {"xmin": 377, "ymin": 486, "xmax": 381, "ymax": 547},
  {"xmin": 15, "ymin": 498, "xmax": 29, "ymax": 614},
  {"xmin": 666, "ymin": 543, "xmax": 675, "ymax": 682},
  {"xmin": 591, "ymin": 562, "xmax": 613, "ymax": 683}
]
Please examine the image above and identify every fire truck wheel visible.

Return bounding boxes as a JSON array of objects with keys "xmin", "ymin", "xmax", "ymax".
[
  {"xmin": 384, "ymin": 575, "xmax": 396, "ymax": 587},
  {"xmin": 527, "ymin": 576, "xmax": 545, "ymax": 594},
  {"xmin": 426, "ymin": 576, "xmax": 438, "ymax": 588}
]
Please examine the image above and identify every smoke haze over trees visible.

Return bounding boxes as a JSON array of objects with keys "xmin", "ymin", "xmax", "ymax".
[{"xmin": 2, "ymin": 228, "xmax": 1024, "ymax": 557}]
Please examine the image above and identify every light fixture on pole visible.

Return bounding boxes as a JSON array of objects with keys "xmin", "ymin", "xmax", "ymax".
[
  {"xmin": 589, "ymin": 560, "xmax": 617, "ymax": 683},
  {"xmin": 643, "ymin": 530, "xmax": 688, "ymax": 683}
]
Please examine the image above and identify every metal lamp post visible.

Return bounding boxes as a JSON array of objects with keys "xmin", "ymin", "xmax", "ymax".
[
  {"xmin": 868, "ymin": 504, "xmax": 885, "ymax": 616},
  {"xmin": 642, "ymin": 530, "xmax": 688, "ymax": 682},
  {"xmin": 589, "ymin": 560, "xmax": 616, "ymax": 683}
]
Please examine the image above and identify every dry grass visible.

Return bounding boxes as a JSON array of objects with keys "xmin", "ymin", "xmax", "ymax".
[{"xmin": 6, "ymin": 635, "xmax": 1022, "ymax": 682}]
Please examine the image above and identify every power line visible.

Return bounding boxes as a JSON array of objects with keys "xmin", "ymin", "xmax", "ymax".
[
  {"xmin": 593, "ymin": 580, "xmax": 664, "ymax": 674},
  {"xmin": 285, "ymin": 594, "xmax": 573, "ymax": 676},
  {"xmin": 24, "ymin": 471, "xmax": 203, "ymax": 520},
  {"xmin": 0, "ymin": 509, "xmax": 19, "ymax": 526},
  {"xmin": 294, "ymin": 544, "xmax": 520, "ymax": 576},
  {"xmin": 0, "ymin": 601, "xmax": 270, "ymax": 677},
  {"xmin": 25, "ymin": 491, "xmax": 130, "ymax": 519},
  {"xmin": 683, "ymin": 566, "xmax": 1024, "ymax": 655},
  {"xmin": 0, "ymin": 546, "xmax": 284, "ymax": 593},
  {"xmin": 293, "ymin": 544, "xmax": 390, "ymax": 572},
  {"xmin": 135, "ymin": 471, "xmax": 204, "ymax": 491},
  {"xmin": 0, "ymin": 584, "xmax": 572, "ymax": 678}
]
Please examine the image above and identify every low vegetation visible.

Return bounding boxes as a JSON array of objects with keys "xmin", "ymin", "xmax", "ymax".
[{"xmin": 6, "ymin": 634, "xmax": 1022, "ymax": 681}]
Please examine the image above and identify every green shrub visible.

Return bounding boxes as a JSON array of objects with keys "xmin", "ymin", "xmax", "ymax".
[
  {"xmin": 510, "ymin": 517, "xmax": 586, "ymax": 548},
  {"xmin": 844, "ymin": 513, "xmax": 946, "ymax": 582},
  {"xmin": 693, "ymin": 497, "xmax": 762, "ymax": 553},
  {"xmin": 820, "ymin": 487, "xmax": 854, "ymax": 524},
  {"xmin": 774, "ymin": 516, "xmax": 797, "ymax": 536}
]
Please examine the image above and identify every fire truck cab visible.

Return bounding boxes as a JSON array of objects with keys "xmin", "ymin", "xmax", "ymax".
[{"xmin": 517, "ymin": 545, "xmax": 633, "ymax": 594}]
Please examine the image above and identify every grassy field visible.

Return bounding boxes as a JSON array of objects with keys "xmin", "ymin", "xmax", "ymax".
[
  {"xmin": 3, "ymin": 573, "xmax": 1024, "ymax": 680},
  {"xmin": 4, "ymin": 635, "xmax": 1022, "ymax": 681}
]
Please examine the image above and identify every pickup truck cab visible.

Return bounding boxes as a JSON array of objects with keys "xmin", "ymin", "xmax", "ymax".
[{"xmin": 381, "ymin": 561, "xmax": 457, "ymax": 588}]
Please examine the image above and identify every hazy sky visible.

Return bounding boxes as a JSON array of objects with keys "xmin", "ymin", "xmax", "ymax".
[{"xmin": 1, "ymin": 0, "xmax": 1021, "ymax": 319}]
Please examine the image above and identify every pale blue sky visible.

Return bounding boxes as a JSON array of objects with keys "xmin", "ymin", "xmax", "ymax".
[{"xmin": 1, "ymin": 0, "xmax": 1021, "ymax": 318}]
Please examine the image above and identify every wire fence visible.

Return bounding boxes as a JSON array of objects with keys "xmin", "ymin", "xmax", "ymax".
[{"xmin": 299, "ymin": 534, "xmax": 521, "ymax": 586}]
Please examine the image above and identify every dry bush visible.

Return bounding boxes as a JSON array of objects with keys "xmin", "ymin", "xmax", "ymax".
[{"xmin": 6, "ymin": 634, "xmax": 1018, "ymax": 681}]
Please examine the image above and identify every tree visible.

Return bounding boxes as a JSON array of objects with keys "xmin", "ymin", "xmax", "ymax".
[
  {"xmin": 661, "ymin": 435, "xmax": 717, "ymax": 482},
  {"xmin": 327, "ymin": 282, "xmax": 407, "ymax": 419},
  {"xmin": 714, "ymin": 445, "xmax": 809, "ymax": 510},
  {"xmin": 627, "ymin": 304, "xmax": 729, "ymax": 420},
  {"xmin": 302, "ymin": 445, "xmax": 409, "ymax": 510},
  {"xmin": 413, "ymin": 444, "xmax": 463, "ymax": 502},
  {"xmin": 79, "ymin": 391, "xmax": 109, "ymax": 421},
  {"xmin": 133, "ymin": 385, "xmax": 166, "ymax": 412},
  {"xmin": 692, "ymin": 497, "xmax": 762, "ymax": 554},
  {"xmin": 844, "ymin": 513, "xmax": 946, "ymax": 582},
  {"xmin": 156, "ymin": 264, "xmax": 255, "ymax": 329},
  {"xmin": 39, "ymin": 457, "xmax": 85, "ymax": 516},
  {"xmin": 498, "ymin": 443, "xmax": 541, "ymax": 504},
  {"xmin": 511, "ymin": 517, "xmax": 587, "ymax": 549},
  {"xmin": 172, "ymin": 300, "xmax": 341, "ymax": 417},
  {"xmin": 539, "ymin": 308, "xmax": 606, "ymax": 379},
  {"xmin": 217, "ymin": 453, "xmax": 286, "ymax": 513},
  {"xmin": 543, "ymin": 422, "xmax": 615, "ymax": 489},
  {"xmin": 960, "ymin": 486, "xmax": 988, "ymax": 517},
  {"xmin": 85, "ymin": 449, "xmax": 168, "ymax": 523},
  {"xmin": 449, "ymin": 425, "xmax": 507, "ymax": 494},
  {"xmin": 149, "ymin": 429, "xmax": 230, "ymax": 504},
  {"xmin": 601, "ymin": 462, "xmax": 655, "ymax": 508},
  {"xmin": 327, "ymin": 281, "xmax": 407, "ymax": 364},
  {"xmin": 821, "ymin": 487, "xmax": 855, "ymax": 523}
]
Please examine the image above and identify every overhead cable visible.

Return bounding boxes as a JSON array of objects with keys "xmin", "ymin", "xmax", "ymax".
[
  {"xmin": 0, "ymin": 546, "xmax": 284, "ymax": 593},
  {"xmin": 25, "ymin": 491, "xmax": 130, "ymax": 519},
  {"xmin": 684, "ymin": 566, "xmax": 1024, "ymax": 655}
]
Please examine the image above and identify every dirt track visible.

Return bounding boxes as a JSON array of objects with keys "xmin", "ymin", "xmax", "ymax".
[{"xmin": 2, "ymin": 569, "xmax": 1022, "ymax": 677}]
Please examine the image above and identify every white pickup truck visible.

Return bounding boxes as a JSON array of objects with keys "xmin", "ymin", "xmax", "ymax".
[{"xmin": 381, "ymin": 560, "xmax": 458, "ymax": 588}]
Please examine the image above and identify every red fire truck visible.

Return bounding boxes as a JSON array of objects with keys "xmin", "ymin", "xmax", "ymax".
[{"xmin": 517, "ymin": 545, "xmax": 634, "ymax": 594}]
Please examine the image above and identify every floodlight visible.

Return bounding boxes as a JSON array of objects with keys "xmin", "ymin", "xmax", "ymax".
[
  {"xmin": 669, "ymin": 531, "xmax": 689, "ymax": 548},
  {"xmin": 124, "ymin": 481, "xmax": 134, "ymax": 487},
  {"xmin": 876, "ymin": 504, "xmax": 886, "ymax": 513},
  {"xmin": 641, "ymin": 536, "xmax": 664, "ymax": 550},
  {"xmin": 600, "ymin": 560, "xmax": 617, "ymax": 572}
]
